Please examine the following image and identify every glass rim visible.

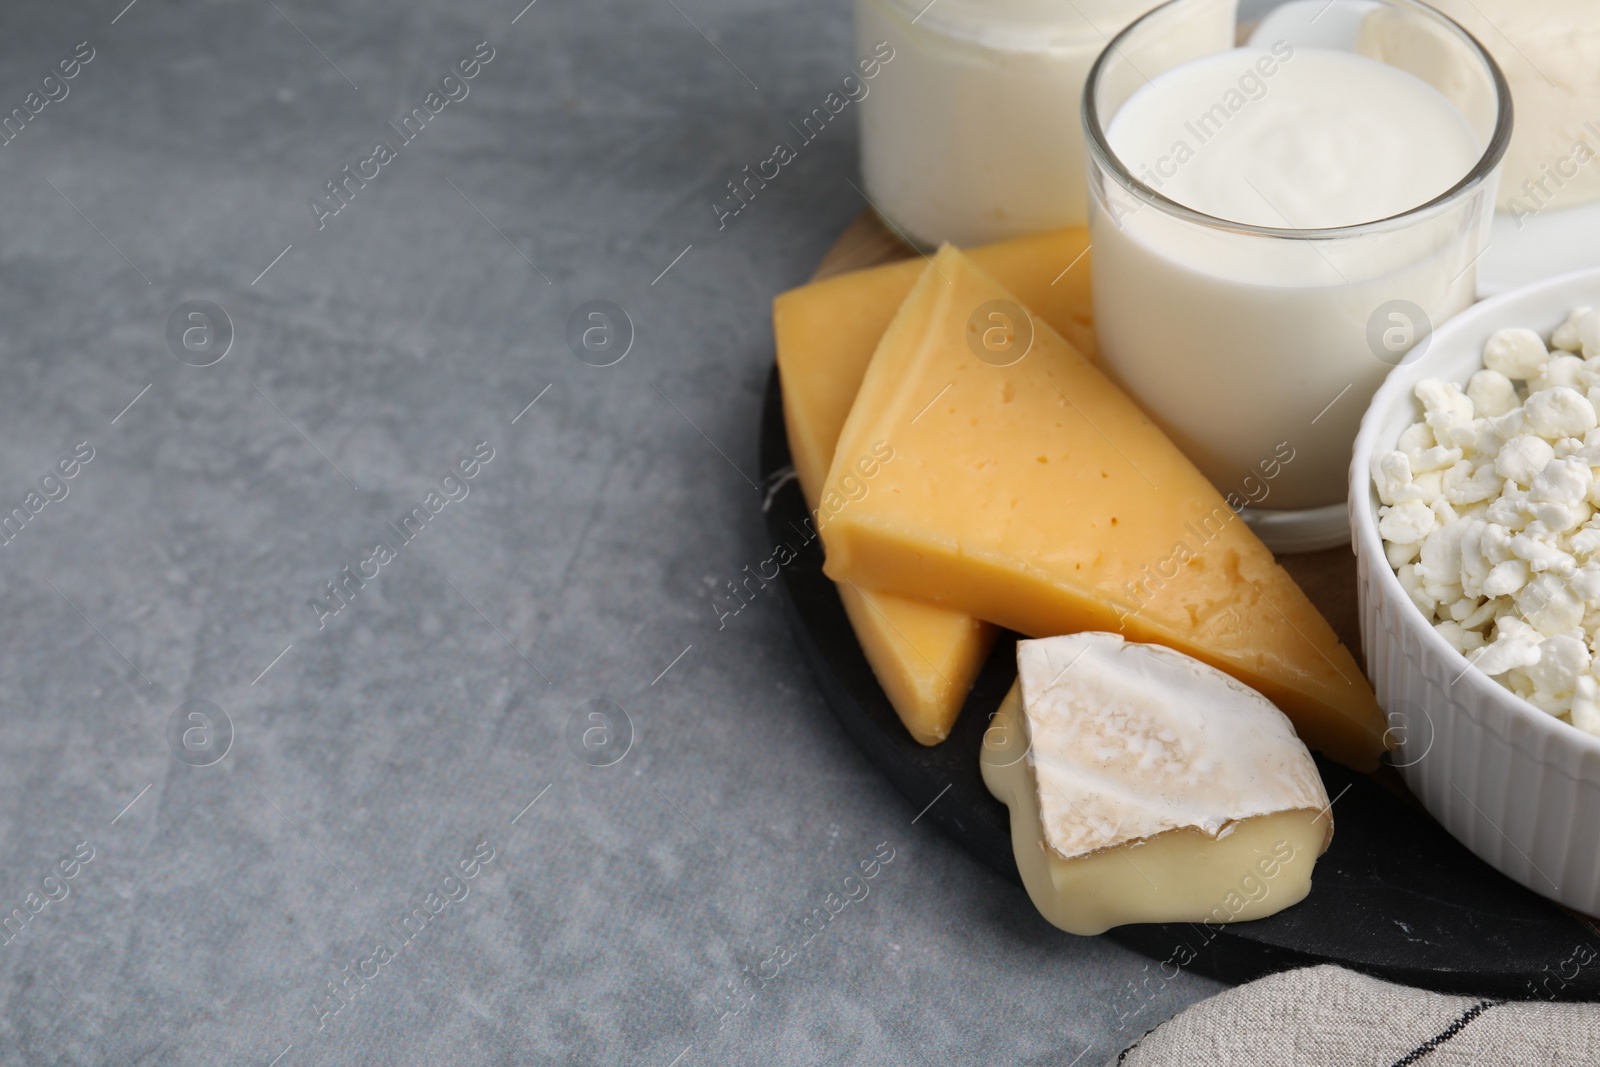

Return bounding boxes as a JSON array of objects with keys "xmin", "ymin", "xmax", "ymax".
[{"xmin": 1081, "ymin": 0, "xmax": 1515, "ymax": 241}]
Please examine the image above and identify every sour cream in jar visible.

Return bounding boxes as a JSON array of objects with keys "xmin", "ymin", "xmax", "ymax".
[{"xmin": 854, "ymin": 0, "xmax": 1236, "ymax": 248}]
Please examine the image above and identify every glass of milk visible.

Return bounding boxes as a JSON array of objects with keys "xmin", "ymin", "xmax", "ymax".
[
  {"xmin": 1083, "ymin": 0, "xmax": 1511, "ymax": 552},
  {"xmin": 854, "ymin": 0, "xmax": 1237, "ymax": 248}
]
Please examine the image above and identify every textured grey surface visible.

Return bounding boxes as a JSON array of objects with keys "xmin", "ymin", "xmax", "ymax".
[{"xmin": 0, "ymin": 0, "xmax": 1225, "ymax": 1063}]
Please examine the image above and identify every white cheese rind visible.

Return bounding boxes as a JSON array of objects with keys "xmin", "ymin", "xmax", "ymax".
[
  {"xmin": 1015, "ymin": 633, "xmax": 1330, "ymax": 861},
  {"xmin": 982, "ymin": 683, "xmax": 1330, "ymax": 935}
]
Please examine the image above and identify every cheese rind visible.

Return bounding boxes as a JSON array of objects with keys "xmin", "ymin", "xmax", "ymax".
[
  {"xmin": 1016, "ymin": 633, "xmax": 1330, "ymax": 859},
  {"xmin": 773, "ymin": 227, "xmax": 1093, "ymax": 745},
  {"xmin": 984, "ymin": 693, "xmax": 1328, "ymax": 934},
  {"xmin": 820, "ymin": 245, "xmax": 1388, "ymax": 769},
  {"xmin": 982, "ymin": 636, "xmax": 1332, "ymax": 935}
]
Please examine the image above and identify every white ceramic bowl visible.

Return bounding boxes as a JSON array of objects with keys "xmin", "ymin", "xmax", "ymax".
[{"xmin": 1351, "ymin": 266, "xmax": 1600, "ymax": 916}]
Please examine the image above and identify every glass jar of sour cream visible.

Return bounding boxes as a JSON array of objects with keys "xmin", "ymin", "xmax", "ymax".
[{"xmin": 854, "ymin": 0, "xmax": 1237, "ymax": 248}]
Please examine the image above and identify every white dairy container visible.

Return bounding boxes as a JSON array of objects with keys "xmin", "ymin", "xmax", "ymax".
[
  {"xmin": 1358, "ymin": 0, "xmax": 1600, "ymax": 217},
  {"xmin": 853, "ymin": 0, "xmax": 1237, "ymax": 248},
  {"xmin": 1085, "ymin": 0, "xmax": 1509, "ymax": 548},
  {"xmin": 1098, "ymin": 46, "xmax": 1480, "ymax": 512}
]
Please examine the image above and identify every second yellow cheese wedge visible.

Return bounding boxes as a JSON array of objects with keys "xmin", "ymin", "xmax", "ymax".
[
  {"xmin": 776, "ymin": 228, "xmax": 1095, "ymax": 505},
  {"xmin": 820, "ymin": 245, "xmax": 1387, "ymax": 769},
  {"xmin": 774, "ymin": 227, "xmax": 1094, "ymax": 745}
]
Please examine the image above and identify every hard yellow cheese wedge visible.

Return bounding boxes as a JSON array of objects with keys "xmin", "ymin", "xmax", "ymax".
[
  {"xmin": 982, "ymin": 634, "xmax": 1331, "ymax": 934},
  {"xmin": 829, "ymin": 587, "xmax": 991, "ymax": 745},
  {"xmin": 821, "ymin": 245, "xmax": 1387, "ymax": 769},
  {"xmin": 776, "ymin": 228, "xmax": 1095, "ymax": 504},
  {"xmin": 773, "ymin": 228, "xmax": 1093, "ymax": 746}
]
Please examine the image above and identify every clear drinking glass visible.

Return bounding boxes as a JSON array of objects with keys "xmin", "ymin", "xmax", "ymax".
[{"xmin": 1083, "ymin": 0, "xmax": 1512, "ymax": 551}]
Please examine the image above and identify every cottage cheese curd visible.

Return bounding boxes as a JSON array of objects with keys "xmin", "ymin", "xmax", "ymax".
[{"xmin": 1374, "ymin": 305, "xmax": 1600, "ymax": 731}]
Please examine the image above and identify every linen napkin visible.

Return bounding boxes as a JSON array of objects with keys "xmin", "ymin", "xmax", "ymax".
[{"xmin": 1112, "ymin": 964, "xmax": 1600, "ymax": 1066}]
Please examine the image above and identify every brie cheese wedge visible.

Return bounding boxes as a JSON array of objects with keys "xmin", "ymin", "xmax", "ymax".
[{"xmin": 981, "ymin": 633, "xmax": 1334, "ymax": 935}]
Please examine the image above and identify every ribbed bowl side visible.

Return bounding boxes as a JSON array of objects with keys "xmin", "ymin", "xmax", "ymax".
[
  {"xmin": 1351, "ymin": 266, "xmax": 1600, "ymax": 920},
  {"xmin": 1359, "ymin": 532, "xmax": 1600, "ymax": 915}
]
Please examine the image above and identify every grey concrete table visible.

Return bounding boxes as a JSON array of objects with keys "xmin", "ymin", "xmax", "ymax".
[{"xmin": 0, "ymin": 0, "xmax": 1226, "ymax": 1063}]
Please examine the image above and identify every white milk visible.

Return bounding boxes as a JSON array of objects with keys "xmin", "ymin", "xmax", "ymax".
[
  {"xmin": 855, "ymin": 0, "xmax": 1236, "ymax": 248},
  {"xmin": 1092, "ymin": 45, "xmax": 1485, "ymax": 512}
]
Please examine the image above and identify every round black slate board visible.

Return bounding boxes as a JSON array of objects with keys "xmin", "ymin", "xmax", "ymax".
[{"xmin": 759, "ymin": 364, "xmax": 1600, "ymax": 1000}]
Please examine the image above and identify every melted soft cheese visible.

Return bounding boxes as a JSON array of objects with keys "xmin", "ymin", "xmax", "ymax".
[
  {"xmin": 1015, "ymin": 633, "xmax": 1330, "ymax": 861},
  {"xmin": 983, "ymin": 682, "xmax": 1330, "ymax": 935}
]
